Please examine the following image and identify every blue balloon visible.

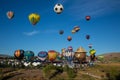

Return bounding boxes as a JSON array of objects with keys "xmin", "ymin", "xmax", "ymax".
[{"xmin": 38, "ymin": 51, "xmax": 48, "ymax": 61}]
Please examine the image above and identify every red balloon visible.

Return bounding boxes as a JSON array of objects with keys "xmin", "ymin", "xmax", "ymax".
[
  {"xmin": 67, "ymin": 36, "xmax": 72, "ymax": 41},
  {"xmin": 86, "ymin": 16, "xmax": 90, "ymax": 21}
]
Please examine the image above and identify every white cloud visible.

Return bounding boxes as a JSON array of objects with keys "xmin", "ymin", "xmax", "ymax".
[{"xmin": 23, "ymin": 30, "xmax": 39, "ymax": 36}]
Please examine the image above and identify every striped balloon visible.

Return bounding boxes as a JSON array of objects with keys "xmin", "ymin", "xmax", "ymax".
[{"xmin": 14, "ymin": 50, "xmax": 24, "ymax": 60}]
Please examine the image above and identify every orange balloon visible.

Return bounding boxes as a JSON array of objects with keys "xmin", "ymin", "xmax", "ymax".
[{"xmin": 7, "ymin": 11, "xmax": 14, "ymax": 19}]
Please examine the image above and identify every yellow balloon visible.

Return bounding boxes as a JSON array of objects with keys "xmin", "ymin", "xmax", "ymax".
[{"xmin": 28, "ymin": 13, "xmax": 40, "ymax": 25}]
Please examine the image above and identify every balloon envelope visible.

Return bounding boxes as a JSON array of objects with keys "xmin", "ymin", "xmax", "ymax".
[
  {"xmin": 14, "ymin": 50, "xmax": 24, "ymax": 60},
  {"xmin": 28, "ymin": 13, "xmax": 40, "ymax": 25},
  {"xmin": 86, "ymin": 16, "xmax": 90, "ymax": 21},
  {"xmin": 67, "ymin": 36, "xmax": 72, "ymax": 41},
  {"xmin": 67, "ymin": 46, "xmax": 73, "ymax": 52},
  {"xmin": 38, "ymin": 51, "xmax": 48, "ymax": 61},
  {"xmin": 59, "ymin": 30, "xmax": 64, "ymax": 35},
  {"xmin": 48, "ymin": 50, "xmax": 57, "ymax": 62},
  {"xmin": 7, "ymin": 11, "xmax": 14, "ymax": 19},
  {"xmin": 74, "ymin": 26, "xmax": 80, "ymax": 32},
  {"xmin": 89, "ymin": 49, "xmax": 96, "ymax": 55},
  {"xmin": 24, "ymin": 51, "xmax": 34, "ymax": 61},
  {"xmin": 88, "ymin": 44, "xmax": 92, "ymax": 48},
  {"xmin": 71, "ymin": 29, "xmax": 76, "ymax": 34},
  {"xmin": 86, "ymin": 35, "xmax": 90, "ymax": 40}
]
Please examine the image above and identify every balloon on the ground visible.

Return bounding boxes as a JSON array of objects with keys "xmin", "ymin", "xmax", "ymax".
[
  {"xmin": 14, "ymin": 49, "xmax": 24, "ymax": 60},
  {"xmin": 6, "ymin": 11, "xmax": 14, "ymax": 19},
  {"xmin": 64, "ymin": 48, "xmax": 74, "ymax": 64},
  {"xmin": 24, "ymin": 51, "xmax": 34, "ymax": 61},
  {"xmin": 28, "ymin": 13, "xmax": 40, "ymax": 25},
  {"xmin": 54, "ymin": 3, "xmax": 64, "ymax": 14},
  {"xmin": 48, "ymin": 50, "xmax": 57, "ymax": 62},
  {"xmin": 74, "ymin": 47, "xmax": 87, "ymax": 61},
  {"xmin": 38, "ymin": 51, "xmax": 48, "ymax": 61}
]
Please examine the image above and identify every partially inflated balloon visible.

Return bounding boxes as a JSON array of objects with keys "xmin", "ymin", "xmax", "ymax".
[
  {"xmin": 28, "ymin": 13, "xmax": 40, "ymax": 25},
  {"xmin": 6, "ymin": 11, "xmax": 14, "ymax": 19},
  {"xmin": 14, "ymin": 50, "xmax": 24, "ymax": 60}
]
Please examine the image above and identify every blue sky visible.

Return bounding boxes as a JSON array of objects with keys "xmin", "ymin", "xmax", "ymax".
[{"xmin": 0, "ymin": 0, "xmax": 120, "ymax": 56}]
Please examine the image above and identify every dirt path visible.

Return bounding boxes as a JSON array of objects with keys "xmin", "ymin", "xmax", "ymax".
[
  {"xmin": 78, "ymin": 71, "xmax": 102, "ymax": 79},
  {"xmin": 3, "ymin": 69, "xmax": 45, "ymax": 80}
]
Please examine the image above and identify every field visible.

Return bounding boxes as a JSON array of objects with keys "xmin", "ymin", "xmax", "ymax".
[{"xmin": 0, "ymin": 62, "xmax": 120, "ymax": 80}]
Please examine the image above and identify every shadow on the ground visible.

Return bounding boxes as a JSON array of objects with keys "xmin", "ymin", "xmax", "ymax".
[{"xmin": 2, "ymin": 73, "xmax": 23, "ymax": 80}]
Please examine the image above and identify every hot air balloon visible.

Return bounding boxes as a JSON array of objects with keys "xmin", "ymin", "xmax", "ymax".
[
  {"xmin": 48, "ymin": 50, "xmax": 57, "ymax": 62},
  {"xmin": 89, "ymin": 49, "xmax": 96, "ymax": 62},
  {"xmin": 74, "ymin": 47, "xmax": 87, "ymax": 62},
  {"xmin": 14, "ymin": 49, "xmax": 24, "ymax": 60},
  {"xmin": 38, "ymin": 51, "xmax": 48, "ymax": 61},
  {"xmin": 67, "ymin": 36, "xmax": 72, "ymax": 41},
  {"xmin": 71, "ymin": 29, "xmax": 76, "ymax": 34},
  {"xmin": 6, "ymin": 11, "xmax": 14, "ymax": 19},
  {"xmin": 28, "ymin": 13, "xmax": 40, "ymax": 25},
  {"xmin": 88, "ymin": 44, "xmax": 92, "ymax": 48},
  {"xmin": 74, "ymin": 26, "xmax": 80, "ymax": 32},
  {"xmin": 86, "ymin": 35, "xmax": 90, "ymax": 40},
  {"xmin": 86, "ymin": 16, "xmax": 90, "ymax": 21},
  {"xmin": 89, "ymin": 49, "xmax": 96, "ymax": 55},
  {"xmin": 67, "ymin": 46, "xmax": 73, "ymax": 52},
  {"xmin": 24, "ymin": 51, "xmax": 34, "ymax": 62},
  {"xmin": 90, "ymin": 54, "xmax": 96, "ymax": 61},
  {"xmin": 65, "ymin": 49, "xmax": 74, "ymax": 65},
  {"xmin": 56, "ymin": 52, "xmax": 63, "ymax": 60},
  {"xmin": 59, "ymin": 30, "xmax": 64, "ymax": 35}
]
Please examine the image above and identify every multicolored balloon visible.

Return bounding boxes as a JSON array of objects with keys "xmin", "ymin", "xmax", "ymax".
[
  {"xmin": 74, "ymin": 26, "xmax": 80, "ymax": 32},
  {"xmin": 6, "ymin": 11, "xmax": 14, "ymax": 19},
  {"xmin": 28, "ymin": 13, "xmax": 40, "ymax": 25},
  {"xmin": 24, "ymin": 51, "xmax": 34, "ymax": 62},
  {"xmin": 65, "ymin": 49, "xmax": 74, "ymax": 62},
  {"xmin": 48, "ymin": 50, "xmax": 57, "ymax": 62},
  {"xmin": 89, "ymin": 49, "xmax": 96, "ymax": 55},
  {"xmin": 38, "ymin": 51, "xmax": 48, "ymax": 61},
  {"xmin": 14, "ymin": 49, "xmax": 24, "ymax": 60},
  {"xmin": 67, "ymin": 36, "xmax": 72, "ymax": 41}
]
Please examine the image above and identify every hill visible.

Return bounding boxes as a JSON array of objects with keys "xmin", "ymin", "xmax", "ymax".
[
  {"xmin": 0, "ymin": 54, "xmax": 11, "ymax": 58},
  {"xmin": 98, "ymin": 52, "xmax": 120, "ymax": 62}
]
